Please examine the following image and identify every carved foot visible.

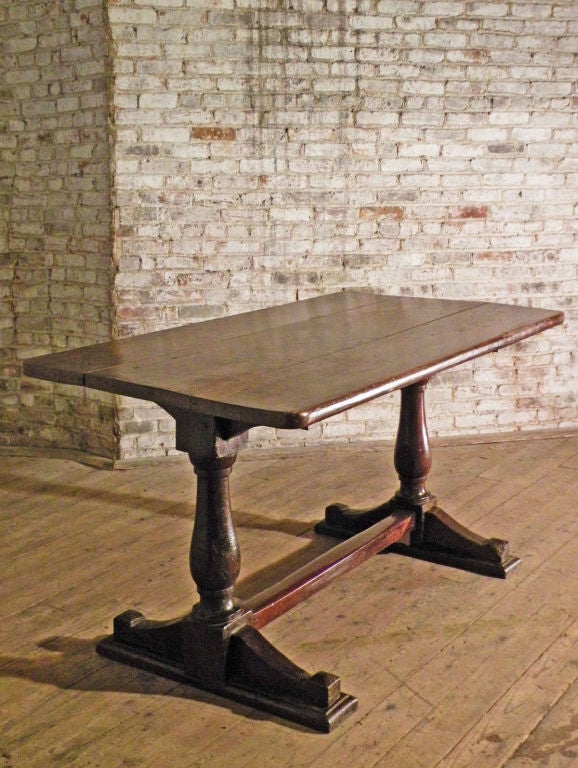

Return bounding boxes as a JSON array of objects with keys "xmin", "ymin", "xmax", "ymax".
[
  {"xmin": 226, "ymin": 626, "xmax": 357, "ymax": 731},
  {"xmin": 390, "ymin": 506, "xmax": 521, "ymax": 579},
  {"xmin": 314, "ymin": 499, "xmax": 519, "ymax": 579},
  {"xmin": 96, "ymin": 609, "xmax": 357, "ymax": 732},
  {"xmin": 314, "ymin": 499, "xmax": 405, "ymax": 539}
]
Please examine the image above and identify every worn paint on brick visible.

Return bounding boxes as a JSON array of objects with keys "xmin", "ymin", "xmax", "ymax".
[
  {"xmin": 452, "ymin": 206, "xmax": 489, "ymax": 220},
  {"xmin": 359, "ymin": 206, "xmax": 404, "ymax": 222},
  {"xmin": 488, "ymin": 142, "xmax": 525, "ymax": 154},
  {"xmin": 2, "ymin": 0, "xmax": 116, "ymax": 458},
  {"xmin": 4, "ymin": 0, "xmax": 576, "ymax": 461},
  {"xmin": 125, "ymin": 144, "xmax": 160, "ymax": 156},
  {"xmin": 476, "ymin": 252, "xmax": 515, "ymax": 263}
]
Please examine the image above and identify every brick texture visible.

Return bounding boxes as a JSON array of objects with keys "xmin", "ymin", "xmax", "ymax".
[
  {"xmin": 1, "ymin": 0, "xmax": 116, "ymax": 456},
  {"xmin": 2, "ymin": 1, "xmax": 577, "ymax": 460}
]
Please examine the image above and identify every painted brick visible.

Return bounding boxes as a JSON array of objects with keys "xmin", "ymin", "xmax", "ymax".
[
  {"xmin": 2, "ymin": 0, "xmax": 115, "ymax": 458},
  {"xmin": 3, "ymin": 0, "xmax": 576, "ymax": 461},
  {"xmin": 360, "ymin": 206, "xmax": 404, "ymax": 222}
]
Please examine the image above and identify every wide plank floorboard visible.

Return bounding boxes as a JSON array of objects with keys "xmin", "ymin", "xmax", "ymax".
[{"xmin": 1, "ymin": 435, "xmax": 577, "ymax": 768}]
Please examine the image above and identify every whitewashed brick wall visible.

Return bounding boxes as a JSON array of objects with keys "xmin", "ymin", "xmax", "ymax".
[
  {"xmin": 3, "ymin": 0, "xmax": 577, "ymax": 461},
  {"xmin": 109, "ymin": 0, "xmax": 577, "ymax": 459},
  {"xmin": 1, "ymin": 0, "xmax": 116, "ymax": 457}
]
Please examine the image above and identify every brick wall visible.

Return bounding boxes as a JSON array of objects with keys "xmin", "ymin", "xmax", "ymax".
[
  {"xmin": 3, "ymin": 1, "xmax": 577, "ymax": 461},
  {"xmin": 1, "ymin": 0, "xmax": 117, "ymax": 457},
  {"xmin": 109, "ymin": 0, "xmax": 577, "ymax": 459}
]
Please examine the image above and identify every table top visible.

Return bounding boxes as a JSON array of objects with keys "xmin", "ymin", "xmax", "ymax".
[{"xmin": 24, "ymin": 291, "xmax": 564, "ymax": 429}]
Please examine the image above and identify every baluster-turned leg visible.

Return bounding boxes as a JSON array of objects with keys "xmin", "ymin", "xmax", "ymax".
[
  {"xmin": 189, "ymin": 452, "xmax": 242, "ymax": 621},
  {"xmin": 316, "ymin": 380, "xmax": 520, "ymax": 578},
  {"xmin": 392, "ymin": 380, "xmax": 436, "ymax": 512},
  {"xmin": 97, "ymin": 412, "xmax": 357, "ymax": 732},
  {"xmin": 314, "ymin": 381, "xmax": 434, "ymax": 539}
]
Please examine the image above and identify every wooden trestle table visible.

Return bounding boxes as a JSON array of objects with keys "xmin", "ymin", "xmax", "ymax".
[{"xmin": 23, "ymin": 291, "xmax": 564, "ymax": 732}]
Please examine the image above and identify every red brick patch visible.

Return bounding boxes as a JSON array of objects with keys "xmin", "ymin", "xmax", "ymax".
[
  {"xmin": 191, "ymin": 127, "xmax": 236, "ymax": 141},
  {"xmin": 453, "ymin": 206, "xmax": 488, "ymax": 219},
  {"xmin": 359, "ymin": 206, "xmax": 404, "ymax": 221}
]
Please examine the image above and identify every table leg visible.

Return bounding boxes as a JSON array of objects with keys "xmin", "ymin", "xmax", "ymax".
[
  {"xmin": 315, "ymin": 380, "xmax": 520, "ymax": 578},
  {"xmin": 97, "ymin": 414, "xmax": 357, "ymax": 732}
]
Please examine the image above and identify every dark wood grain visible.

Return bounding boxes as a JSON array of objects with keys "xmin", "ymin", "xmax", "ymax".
[
  {"xmin": 246, "ymin": 512, "xmax": 413, "ymax": 629},
  {"xmin": 23, "ymin": 291, "xmax": 564, "ymax": 428},
  {"xmin": 22, "ymin": 291, "xmax": 565, "ymax": 732},
  {"xmin": 316, "ymin": 380, "xmax": 521, "ymax": 578}
]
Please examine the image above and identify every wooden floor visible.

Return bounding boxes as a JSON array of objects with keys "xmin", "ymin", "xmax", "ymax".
[{"xmin": 1, "ymin": 435, "xmax": 578, "ymax": 767}]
